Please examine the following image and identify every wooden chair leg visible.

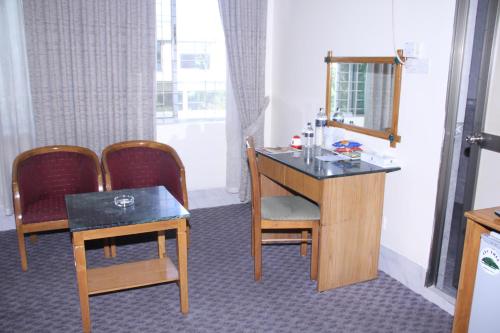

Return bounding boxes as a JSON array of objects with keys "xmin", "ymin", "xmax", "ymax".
[
  {"xmin": 103, "ymin": 238, "xmax": 117, "ymax": 258},
  {"xmin": 186, "ymin": 222, "xmax": 190, "ymax": 249},
  {"xmin": 29, "ymin": 234, "xmax": 38, "ymax": 244},
  {"xmin": 16, "ymin": 227, "xmax": 28, "ymax": 271},
  {"xmin": 300, "ymin": 230, "xmax": 308, "ymax": 256},
  {"xmin": 158, "ymin": 230, "xmax": 166, "ymax": 258},
  {"xmin": 251, "ymin": 218, "xmax": 255, "ymax": 257},
  {"xmin": 254, "ymin": 228, "xmax": 262, "ymax": 281},
  {"xmin": 103, "ymin": 239, "xmax": 111, "ymax": 258},
  {"xmin": 110, "ymin": 237, "xmax": 116, "ymax": 257},
  {"xmin": 311, "ymin": 224, "xmax": 319, "ymax": 281}
]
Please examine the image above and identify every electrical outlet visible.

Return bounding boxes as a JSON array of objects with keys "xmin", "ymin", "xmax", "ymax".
[{"xmin": 405, "ymin": 58, "xmax": 429, "ymax": 74}]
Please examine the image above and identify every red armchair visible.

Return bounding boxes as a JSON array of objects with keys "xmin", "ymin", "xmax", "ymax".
[
  {"xmin": 12, "ymin": 146, "xmax": 103, "ymax": 271},
  {"xmin": 101, "ymin": 140, "xmax": 189, "ymax": 256}
]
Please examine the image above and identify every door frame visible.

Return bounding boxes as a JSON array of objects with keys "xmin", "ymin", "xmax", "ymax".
[
  {"xmin": 426, "ymin": 0, "xmax": 499, "ymax": 287},
  {"xmin": 452, "ymin": 0, "xmax": 499, "ymax": 286}
]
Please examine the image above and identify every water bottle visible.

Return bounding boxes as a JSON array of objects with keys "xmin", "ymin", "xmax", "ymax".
[
  {"xmin": 332, "ymin": 107, "xmax": 345, "ymax": 123},
  {"xmin": 315, "ymin": 108, "xmax": 327, "ymax": 147},
  {"xmin": 303, "ymin": 122, "xmax": 314, "ymax": 148}
]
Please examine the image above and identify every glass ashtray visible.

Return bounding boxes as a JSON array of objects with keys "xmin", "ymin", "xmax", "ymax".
[{"xmin": 114, "ymin": 195, "xmax": 134, "ymax": 208}]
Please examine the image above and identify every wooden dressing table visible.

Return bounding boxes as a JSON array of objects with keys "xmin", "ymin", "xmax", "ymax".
[{"xmin": 256, "ymin": 148, "xmax": 399, "ymax": 291}]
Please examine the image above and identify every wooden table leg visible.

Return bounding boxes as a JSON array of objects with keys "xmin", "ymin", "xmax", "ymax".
[
  {"xmin": 73, "ymin": 232, "xmax": 91, "ymax": 333},
  {"xmin": 176, "ymin": 220, "xmax": 189, "ymax": 314}
]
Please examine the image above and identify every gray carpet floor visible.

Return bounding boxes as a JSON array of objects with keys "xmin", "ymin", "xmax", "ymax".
[{"xmin": 0, "ymin": 203, "xmax": 452, "ymax": 332}]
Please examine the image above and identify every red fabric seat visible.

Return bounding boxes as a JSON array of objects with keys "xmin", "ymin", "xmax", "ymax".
[
  {"xmin": 22, "ymin": 195, "xmax": 67, "ymax": 224},
  {"xmin": 12, "ymin": 146, "xmax": 102, "ymax": 271},
  {"xmin": 103, "ymin": 143, "xmax": 186, "ymax": 206},
  {"xmin": 101, "ymin": 141, "xmax": 189, "ymax": 255},
  {"xmin": 16, "ymin": 151, "xmax": 100, "ymax": 224}
]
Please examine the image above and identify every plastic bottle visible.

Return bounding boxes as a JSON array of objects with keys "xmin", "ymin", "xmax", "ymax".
[
  {"xmin": 332, "ymin": 107, "xmax": 345, "ymax": 123},
  {"xmin": 303, "ymin": 122, "xmax": 314, "ymax": 148},
  {"xmin": 315, "ymin": 108, "xmax": 327, "ymax": 147}
]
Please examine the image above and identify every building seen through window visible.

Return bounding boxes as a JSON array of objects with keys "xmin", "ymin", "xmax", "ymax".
[
  {"xmin": 331, "ymin": 63, "xmax": 367, "ymax": 126},
  {"xmin": 156, "ymin": 0, "xmax": 226, "ymax": 121}
]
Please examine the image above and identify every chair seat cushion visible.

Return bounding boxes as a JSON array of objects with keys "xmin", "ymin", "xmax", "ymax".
[
  {"xmin": 22, "ymin": 195, "xmax": 68, "ymax": 224},
  {"xmin": 261, "ymin": 196, "xmax": 320, "ymax": 221}
]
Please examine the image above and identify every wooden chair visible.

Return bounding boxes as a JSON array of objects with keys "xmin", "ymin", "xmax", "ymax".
[
  {"xmin": 246, "ymin": 137, "xmax": 320, "ymax": 281},
  {"xmin": 101, "ymin": 140, "xmax": 189, "ymax": 257},
  {"xmin": 12, "ymin": 146, "xmax": 103, "ymax": 271}
]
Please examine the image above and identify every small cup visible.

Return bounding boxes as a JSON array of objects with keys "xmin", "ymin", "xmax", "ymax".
[{"xmin": 114, "ymin": 195, "xmax": 134, "ymax": 208}]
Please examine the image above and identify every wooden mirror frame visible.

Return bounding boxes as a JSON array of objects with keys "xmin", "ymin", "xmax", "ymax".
[{"xmin": 324, "ymin": 50, "xmax": 404, "ymax": 147}]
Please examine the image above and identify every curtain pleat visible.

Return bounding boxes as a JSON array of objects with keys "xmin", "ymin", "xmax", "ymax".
[
  {"xmin": 218, "ymin": 0, "xmax": 268, "ymax": 201},
  {"xmin": 23, "ymin": 0, "xmax": 156, "ymax": 154},
  {"xmin": 364, "ymin": 63, "xmax": 394, "ymax": 131},
  {"xmin": 0, "ymin": 0, "xmax": 36, "ymax": 215}
]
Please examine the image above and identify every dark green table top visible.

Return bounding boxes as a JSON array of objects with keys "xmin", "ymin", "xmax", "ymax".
[
  {"xmin": 257, "ymin": 147, "xmax": 400, "ymax": 180},
  {"xmin": 66, "ymin": 186, "xmax": 190, "ymax": 232}
]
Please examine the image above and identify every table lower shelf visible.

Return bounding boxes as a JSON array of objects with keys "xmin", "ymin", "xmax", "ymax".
[{"xmin": 87, "ymin": 257, "xmax": 179, "ymax": 295}]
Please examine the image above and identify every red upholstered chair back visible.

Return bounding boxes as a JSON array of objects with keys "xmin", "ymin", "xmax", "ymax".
[
  {"xmin": 102, "ymin": 141, "xmax": 187, "ymax": 207},
  {"xmin": 12, "ymin": 146, "xmax": 102, "ymax": 217}
]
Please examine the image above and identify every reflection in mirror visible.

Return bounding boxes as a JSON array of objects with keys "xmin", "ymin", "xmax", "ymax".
[{"xmin": 330, "ymin": 63, "xmax": 395, "ymax": 132}]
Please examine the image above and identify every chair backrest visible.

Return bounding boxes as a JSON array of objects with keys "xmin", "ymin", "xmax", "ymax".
[
  {"xmin": 12, "ymin": 146, "xmax": 103, "ymax": 212},
  {"xmin": 102, "ymin": 140, "xmax": 188, "ymax": 207},
  {"xmin": 245, "ymin": 136, "xmax": 261, "ymax": 217}
]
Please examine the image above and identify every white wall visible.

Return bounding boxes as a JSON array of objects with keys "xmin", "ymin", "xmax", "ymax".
[
  {"xmin": 268, "ymin": 0, "xmax": 456, "ymax": 269},
  {"xmin": 0, "ymin": 212, "xmax": 14, "ymax": 231},
  {"xmin": 156, "ymin": 121, "xmax": 227, "ymax": 191}
]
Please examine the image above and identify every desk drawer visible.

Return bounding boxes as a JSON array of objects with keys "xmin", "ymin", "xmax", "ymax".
[
  {"xmin": 257, "ymin": 155, "xmax": 320, "ymax": 203},
  {"xmin": 284, "ymin": 167, "xmax": 320, "ymax": 202},
  {"xmin": 258, "ymin": 155, "xmax": 285, "ymax": 184}
]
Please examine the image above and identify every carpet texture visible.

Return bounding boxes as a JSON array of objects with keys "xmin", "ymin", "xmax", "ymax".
[{"xmin": 0, "ymin": 203, "xmax": 452, "ymax": 332}]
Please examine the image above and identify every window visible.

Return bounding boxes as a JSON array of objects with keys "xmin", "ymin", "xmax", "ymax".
[
  {"xmin": 156, "ymin": 41, "xmax": 169, "ymax": 71},
  {"xmin": 156, "ymin": 0, "xmax": 226, "ymax": 121},
  {"xmin": 180, "ymin": 54, "xmax": 210, "ymax": 69},
  {"xmin": 331, "ymin": 63, "xmax": 367, "ymax": 126}
]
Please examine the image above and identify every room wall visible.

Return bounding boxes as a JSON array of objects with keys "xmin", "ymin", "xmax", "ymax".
[
  {"xmin": 156, "ymin": 121, "xmax": 227, "ymax": 191},
  {"xmin": 268, "ymin": 0, "xmax": 456, "ymax": 270}
]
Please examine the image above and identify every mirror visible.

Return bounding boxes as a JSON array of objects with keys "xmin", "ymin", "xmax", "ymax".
[{"xmin": 325, "ymin": 50, "xmax": 403, "ymax": 147}]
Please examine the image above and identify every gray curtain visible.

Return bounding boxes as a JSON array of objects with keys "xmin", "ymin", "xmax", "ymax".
[
  {"xmin": 0, "ymin": 0, "xmax": 35, "ymax": 215},
  {"xmin": 219, "ymin": 0, "xmax": 269, "ymax": 201},
  {"xmin": 23, "ymin": 0, "xmax": 156, "ymax": 153},
  {"xmin": 364, "ymin": 63, "xmax": 394, "ymax": 131}
]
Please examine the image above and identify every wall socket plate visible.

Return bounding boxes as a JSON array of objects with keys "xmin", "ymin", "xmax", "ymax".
[
  {"xmin": 403, "ymin": 41, "xmax": 421, "ymax": 58},
  {"xmin": 405, "ymin": 58, "xmax": 429, "ymax": 74}
]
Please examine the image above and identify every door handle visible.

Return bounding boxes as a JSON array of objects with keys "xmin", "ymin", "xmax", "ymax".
[{"xmin": 465, "ymin": 133, "xmax": 485, "ymax": 145}]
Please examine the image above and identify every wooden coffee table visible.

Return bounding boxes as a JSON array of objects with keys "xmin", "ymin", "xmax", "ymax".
[{"xmin": 66, "ymin": 186, "xmax": 190, "ymax": 333}]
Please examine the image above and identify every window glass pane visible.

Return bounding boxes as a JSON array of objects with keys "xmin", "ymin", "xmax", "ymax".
[
  {"xmin": 334, "ymin": 63, "xmax": 367, "ymax": 117},
  {"xmin": 156, "ymin": 0, "xmax": 226, "ymax": 121}
]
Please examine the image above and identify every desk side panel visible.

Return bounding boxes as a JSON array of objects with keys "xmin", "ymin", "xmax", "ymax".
[{"xmin": 317, "ymin": 172, "xmax": 385, "ymax": 291}]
